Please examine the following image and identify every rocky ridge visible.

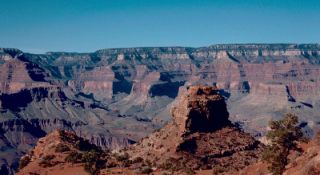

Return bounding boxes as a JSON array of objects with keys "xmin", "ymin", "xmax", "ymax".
[
  {"xmin": 16, "ymin": 130, "xmax": 102, "ymax": 175},
  {"xmin": 126, "ymin": 86, "xmax": 262, "ymax": 173}
]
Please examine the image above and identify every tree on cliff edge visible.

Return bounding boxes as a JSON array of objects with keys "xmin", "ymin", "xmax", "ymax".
[{"xmin": 262, "ymin": 113, "xmax": 306, "ymax": 175}]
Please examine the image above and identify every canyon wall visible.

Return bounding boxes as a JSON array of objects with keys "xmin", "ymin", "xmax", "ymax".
[{"xmin": 1, "ymin": 44, "xmax": 320, "ymax": 172}]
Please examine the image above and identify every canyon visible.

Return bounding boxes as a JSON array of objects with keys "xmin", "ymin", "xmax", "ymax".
[
  {"xmin": 16, "ymin": 85, "xmax": 320, "ymax": 175},
  {"xmin": 1, "ymin": 44, "xmax": 320, "ymax": 172},
  {"xmin": 16, "ymin": 85, "xmax": 262, "ymax": 175}
]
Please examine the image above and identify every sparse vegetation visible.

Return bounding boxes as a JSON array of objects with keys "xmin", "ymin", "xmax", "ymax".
[
  {"xmin": 132, "ymin": 156, "xmax": 143, "ymax": 163},
  {"xmin": 39, "ymin": 155, "xmax": 55, "ymax": 167},
  {"xmin": 82, "ymin": 150, "xmax": 106, "ymax": 175},
  {"xmin": 58, "ymin": 130, "xmax": 101, "ymax": 152},
  {"xmin": 65, "ymin": 150, "xmax": 106, "ymax": 175},
  {"xmin": 115, "ymin": 152, "xmax": 129, "ymax": 161},
  {"xmin": 19, "ymin": 156, "xmax": 31, "ymax": 170},
  {"xmin": 140, "ymin": 166, "xmax": 153, "ymax": 174},
  {"xmin": 262, "ymin": 113, "xmax": 307, "ymax": 175},
  {"xmin": 55, "ymin": 143, "xmax": 70, "ymax": 152},
  {"xmin": 113, "ymin": 152, "xmax": 132, "ymax": 167},
  {"xmin": 106, "ymin": 160, "xmax": 117, "ymax": 168},
  {"xmin": 76, "ymin": 139, "xmax": 101, "ymax": 152},
  {"xmin": 144, "ymin": 159, "xmax": 152, "ymax": 167},
  {"xmin": 159, "ymin": 159, "xmax": 173, "ymax": 170},
  {"xmin": 184, "ymin": 167, "xmax": 195, "ymax": 175},
  {"xmin": 212, "ymin": 165, "xmax": 225, "ymax": 175},
  {"xmin": 158, "ymin": 158, "xmax": 197, "ymax": 174},
  {"xmin": 58, "ymin": 130, "xmax": 109, "ymax": 174},
  {"xmin": 65, "ymin": 151, "xmax": 83, "ymax": 163}
]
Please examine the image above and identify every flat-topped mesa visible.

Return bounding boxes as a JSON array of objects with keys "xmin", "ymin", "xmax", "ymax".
[{"xmin": 171, "ymin": 85, "xmax": 230, "ymax": 134}]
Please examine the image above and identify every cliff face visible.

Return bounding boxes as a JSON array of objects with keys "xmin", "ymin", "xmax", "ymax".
[
  {"xmin": 21, "ymin": 44, "xmax": 320, "ymax": 128},
  {"xmin": 126, "ymin": 86, "xmax": 262, "ymax": 173},
  {"xmin": 171, "ymin": 86, "xmax": 230, "ymax": 134},
  {"xmin": 1, "ymin": 44, "xmax": 320, "ymax": 173}
]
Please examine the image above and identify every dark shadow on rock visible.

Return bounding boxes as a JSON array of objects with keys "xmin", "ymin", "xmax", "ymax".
[{"xmin": 149, "ymin": 81, "xmax": 185, "ymax": 98}]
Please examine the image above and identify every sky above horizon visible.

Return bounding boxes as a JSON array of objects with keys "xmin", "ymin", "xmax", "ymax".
[{"xmin": 0, "ymin": 0, "xmax": 320, "ymax": 53}]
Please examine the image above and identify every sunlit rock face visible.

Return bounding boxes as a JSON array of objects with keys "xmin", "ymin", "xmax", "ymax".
[
  {"xmin": 126, "ymin": 86, "xmax": 262, "ymax": 173},
  {"xmin": 171, "ymin": 86, "xmax": 230, "ymax": 134},
  {"xmin": 1, "ymin": 44, "xmax": 320, "ymax": 173}
]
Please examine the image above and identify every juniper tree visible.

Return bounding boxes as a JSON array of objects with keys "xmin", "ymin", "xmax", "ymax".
[{"xmin": 262, "ymin": 113, "xmax": 306, "ymax": 175}]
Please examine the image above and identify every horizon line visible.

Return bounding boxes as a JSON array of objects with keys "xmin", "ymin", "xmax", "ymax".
[{"xmin": 1, "ymin": 42, "xmax": 320, "ymax": 54}]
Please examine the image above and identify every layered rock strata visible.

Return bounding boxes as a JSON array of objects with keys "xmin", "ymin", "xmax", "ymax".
[
  {"xmin": 1, "ymin": 44, "xmax": 320, "ymax": 173},
  {"xmin": 127, "ymin": 86, "xmax": 262, "ymax": 172}
]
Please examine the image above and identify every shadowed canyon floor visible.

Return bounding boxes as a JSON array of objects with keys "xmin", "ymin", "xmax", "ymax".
[{"xmin": 1, "ymin": 44, "xmax": 320, "ymax": 172}]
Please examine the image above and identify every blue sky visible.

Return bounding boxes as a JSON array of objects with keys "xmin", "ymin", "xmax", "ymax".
[{"xmin": 0, "ymin": 0, "xmax": 319, "ymax": 53}]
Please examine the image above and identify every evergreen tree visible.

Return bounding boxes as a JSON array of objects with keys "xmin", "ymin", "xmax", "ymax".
[{"xmin": 262, "ymin": 113, "xmax": 306, "ymax": 175}]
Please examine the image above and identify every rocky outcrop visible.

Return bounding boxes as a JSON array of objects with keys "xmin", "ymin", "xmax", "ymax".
[
  {"xmin": 16, "ymin": 129, "xmax": 144, "ymax": 175},
  {"xmin": 126, "ymin": 86, "xmax": 262, "ymax": 173},
  {"xmin": 16, "ymin": 130, "xmax": 103, "ymax": 175},
  {"xmin": 171, "ymin": 86, "xmax": 230, "ymax": 134}
]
